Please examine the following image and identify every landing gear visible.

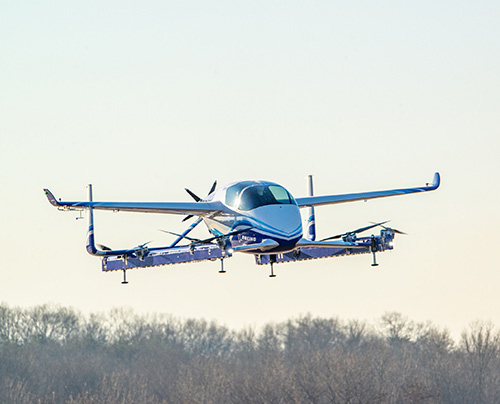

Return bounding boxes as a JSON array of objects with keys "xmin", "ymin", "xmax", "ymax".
[
  {"xmin": 370, "ymin": 236, "xmax": 379, "ymax": 267},
  {"xmin": 121, "ymin": 270, "xmax": 129, "ymax": 284},
  {"xmin": 219, "ymin": 258, "xmax": 226, "ymax": 273},
  {"xmin": 269, "ymin": 254, "xmax": 277, "ymax": 278}
]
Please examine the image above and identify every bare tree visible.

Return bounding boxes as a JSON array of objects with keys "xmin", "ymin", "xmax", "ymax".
[
  {"xmin": 1, "ymin": 304, "xmax": 500, "ymax": 404},
  {"xmin": 460, "ymin": 321, "xmax": 500, "ymax": 403}
]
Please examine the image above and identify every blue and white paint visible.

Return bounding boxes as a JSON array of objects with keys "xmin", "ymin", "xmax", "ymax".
[
  {"xmin": 44, "ymin": 172, "xmax": 440, "ymax": 274},
  {"xmin": 306, "ymin": 175, "xmax": 316, "ymax": 241}
]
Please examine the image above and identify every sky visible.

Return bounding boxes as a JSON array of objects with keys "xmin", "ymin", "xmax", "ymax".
[{"xmin": 1, "ymin": 1, "xmax": 499, "ymax": 340}]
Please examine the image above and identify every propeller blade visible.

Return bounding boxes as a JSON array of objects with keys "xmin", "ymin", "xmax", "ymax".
[
  {"xmin": 185, "ymin": 188, "xmax": 201, "ymax": 202},
  {"xmin": 352, "ymin": 220, "xmax": 390, "ymax": 235},
  {"xmin": 182, "ymin": 180, "xmax": 216, "ymax": 222},
  {"xmin": 137, "ymin": 241, "xmax": 152, "ymax": 248},
  {"xmin": 320, "ymin": 233, "xmax": 343, "ymax": 241},
  {"xmin": 193, "ymin": 226, "xmax": 254, "ymax": 246},
  {"xmin": 321, "ymin": 221, "xmax": 390, "ymax": 242},
  {"xmin": 371, "ymin": 221, "xmax": 407, "ymax": 235},
  {"xmin": 185, "ymin": 180, "xmax": 217, "ymax": 203},
  {"xmin": 208, "ymin": 180, "xmax": 217, "ymax": 195},
  {"xmin": 382, "ymin": 225, "xmax": 407, "ymax": 235},
  {"xmin": 159, "ymin": 229, "xmax": 201, "ymax": 242}
]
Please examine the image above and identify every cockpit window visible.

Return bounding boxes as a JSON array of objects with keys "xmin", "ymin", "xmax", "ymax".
[
  {"xmin": 225, "ymin": 182, "xmax": 296, "ymax": 211},
  {"xmin": 225, "ymin": 181, "xmax": 254, "ymax": 209}
]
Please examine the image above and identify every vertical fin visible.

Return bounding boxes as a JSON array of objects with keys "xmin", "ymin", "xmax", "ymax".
[
  {"xmin": 86, "ymin": 184, "xmax": 98, "ymax": 255},
  {"xmin": 306, "ymin": 175, "xmax": 316, "ymax": 241}
]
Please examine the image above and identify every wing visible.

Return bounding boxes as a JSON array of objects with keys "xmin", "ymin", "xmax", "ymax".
[
  {"xmin": 295, "ymin": 172, "xmax": 440, "ymax": 208},
  {"xmin": 44, "ymin": 189, "xmax": 225, "ymax": 216}
]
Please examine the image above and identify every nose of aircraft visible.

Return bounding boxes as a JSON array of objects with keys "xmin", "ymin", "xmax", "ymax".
[{"xmin": 250, "ymin": 205, "xmax": 303, "ymax": 238}]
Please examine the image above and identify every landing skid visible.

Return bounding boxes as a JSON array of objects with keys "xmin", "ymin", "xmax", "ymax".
[
  {"xmin": 121, "ymin": 270, "xmax": 129, "ymax": 284},
  {"xmin": 219, "ymin": 258, "xmax": 226, "ymax": 273}
]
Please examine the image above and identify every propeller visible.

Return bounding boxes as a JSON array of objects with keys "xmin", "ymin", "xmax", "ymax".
[
  {"xmin": 320, "ymin": 221, "xmax": 390, "ymax": 241},
  {"xmin": 136, "ymin": 241, "xmax": 152, "ymax": 249},
  {"xmin": 160, "ymin": 226, "xmax": 253, "ymax": 247},
  {"xmin": 194, "ymin": 226, "xmax": 253, "ymax": 246},
  {"xmin": 183, "ymin": 180, "xmax": 217, "ymax": 222},
  {"xmin": 134, "ymin": 241, "xmax": 152, "ymax": 260},
  {"xmin": 370, "ymin": 221, "xmax": 407, "ymax": 235},
  {"xmin": 96, "ymin": 241, "xmax": 152, "ymax": 252}
]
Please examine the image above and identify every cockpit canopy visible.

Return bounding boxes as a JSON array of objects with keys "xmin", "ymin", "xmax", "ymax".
[{"xmin": 225, "ymin": 181, "xmax": 297, "ymax": 211}]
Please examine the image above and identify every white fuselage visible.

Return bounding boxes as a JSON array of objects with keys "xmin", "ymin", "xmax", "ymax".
[{"xmin": 202, "ymin": 180, "xmax": 303, "ymax": 253}]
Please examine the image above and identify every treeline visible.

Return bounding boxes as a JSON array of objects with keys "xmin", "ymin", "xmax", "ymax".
[{"xmin": 0, "ymin": 304, "xmax": 499, "ymax": 404}]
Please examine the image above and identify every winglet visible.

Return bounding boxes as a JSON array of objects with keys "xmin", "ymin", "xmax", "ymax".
[
  {"xmin": 427, "ymin": 172, "xmax": 440, "ymax": 190},
  {"xmin": 44, "ymin": 189, "xmax": 62, "ymax": 207}
]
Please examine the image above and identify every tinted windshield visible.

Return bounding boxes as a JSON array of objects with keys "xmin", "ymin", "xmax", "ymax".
[
  {"xmin": 226, "ymin": 182, "xmax": 296, "ymax": 211},
  {"xmin": 225, "ymin": 181, "xmax": 255, "ymax": 208}
]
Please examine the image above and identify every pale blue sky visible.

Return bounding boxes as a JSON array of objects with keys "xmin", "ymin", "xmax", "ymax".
[{"xmin": 1, "ymin": 1, "xmax": 499, "ymax": 338}]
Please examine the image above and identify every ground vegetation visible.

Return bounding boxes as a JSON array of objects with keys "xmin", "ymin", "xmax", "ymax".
[{"xmin": 0, "ymin": 304, "xmax": 499, "ymax": 404}]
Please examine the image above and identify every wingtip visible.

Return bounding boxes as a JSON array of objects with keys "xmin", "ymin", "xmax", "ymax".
[
  {"xmin": 44, "ymin": 189, "xmax": 61, "ymax": 207},
  {"xmin": 432, "ymin": 172, "xmax": 440, "ymax": 189}
]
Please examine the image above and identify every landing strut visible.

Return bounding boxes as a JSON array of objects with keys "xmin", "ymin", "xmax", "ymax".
[{"xmin": 269, "ymin": 255, "xmax": 277, "ymax": 277}]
